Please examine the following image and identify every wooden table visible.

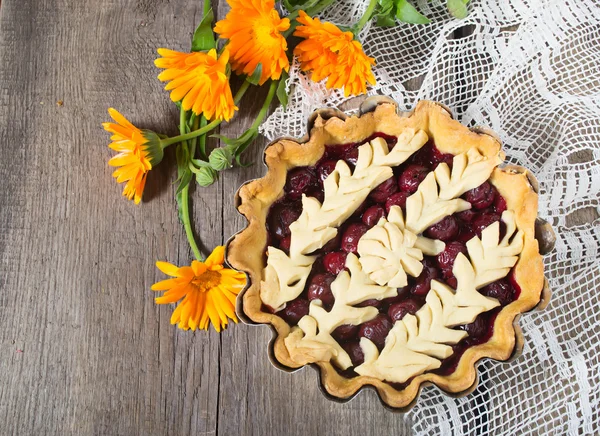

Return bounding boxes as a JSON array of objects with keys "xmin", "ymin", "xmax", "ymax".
[
  {"xmin": 0, "ymin": 1, "xmax": 416, "ymax": 434},
  {"xmin": 5, "ymin": 2, "xmax": 596, "ymax": 435}
]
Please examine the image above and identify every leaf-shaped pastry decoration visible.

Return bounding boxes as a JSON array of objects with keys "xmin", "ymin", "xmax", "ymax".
[
  {"xmin": 464, "ymin": 210, "xmax": 524, "ymax": 289},
  {"xmin": 268, "ymin": 132, "xmax": 519, "ymax": 383},
  {"xmin": 260, "ymin": 247, "xmax": 316, "ymax": 311},
  {"xmin": 357, "ymin": 208, "xmax": 424, "ymax": 287},
  {"xmin": 435, "ymin": 148, "xmax": 503, "ymax": 201},
  {"xmin": 405, "ymin": 172, "xmax": 471, "ymax": 235},
  {"xmin": 284, "ymin": 254, "xmax": 397, "ymax": 369},
  {"xmin": 289, "ymin": 134, "xmax": 428, "ymax": 258},
  {"xmin": 354, "ymin": 274, "xmax": 500, "ymax": 383},
  {"xmin": 405, "ymin": 147, "xmax": 503, "ymax": 235},
  {"xmin": 265, "ymin": 131, "xmax": 428, "ymax": 309},
  {"xmin": 355, "ymin": 212, "xmax": 524, "ymax": 383},
  {"xmin": 356, "ymin": 326, "xmax": 441, "ymax": 384}
]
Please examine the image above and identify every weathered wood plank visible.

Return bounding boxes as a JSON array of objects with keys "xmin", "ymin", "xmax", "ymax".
[
  {"xmin": 0, "ymin": 1, "xmax": 221, "ymax": 435},
  {"xmin": 0, "ymin": 1, "xmax": 595, "ymax": 435}
]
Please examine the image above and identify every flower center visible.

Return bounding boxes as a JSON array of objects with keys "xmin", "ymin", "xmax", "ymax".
[
  {"xmin": 192, "ymin": 270, "xmax": 221, "ymax": 292},
  {"xmin": 253, "ymin": 21, "xmax": 282, "ymax": 50}
]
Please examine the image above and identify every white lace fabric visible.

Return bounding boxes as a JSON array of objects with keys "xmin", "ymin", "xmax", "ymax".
[{"xmin": 261, "ymin": 0, "xmax": 600, "ymax": 433}]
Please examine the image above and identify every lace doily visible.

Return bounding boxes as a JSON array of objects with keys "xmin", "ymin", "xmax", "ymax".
[{"xmin": 261, "ymin": 0, "xmax": 600, "ymax": 434}]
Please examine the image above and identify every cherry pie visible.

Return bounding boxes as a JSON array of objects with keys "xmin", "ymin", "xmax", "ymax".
[{"xmin": 227, "ymin": 99, "xmax": 554, "ymax": 409}]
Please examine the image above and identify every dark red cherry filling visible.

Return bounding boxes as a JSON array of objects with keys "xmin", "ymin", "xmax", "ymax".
[
  {"xmin": 399, "ymin": 164, "xmax": 429, "ymax": 193},
  {"xmin": 362, "ymin": 205, "xmax": 386, "ymax": 227},
  {"xmin": 267, "ymin": 135, "xmax": 517, "ymax": 383},
  {"xmin": 358, "ymin": 314, "xmax": 393, "ymax": 349}
]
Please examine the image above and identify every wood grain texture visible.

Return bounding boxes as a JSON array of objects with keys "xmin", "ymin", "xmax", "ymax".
[{"xmin": 0, "ymin": 2, "xmax": 587, "ymax": 436}]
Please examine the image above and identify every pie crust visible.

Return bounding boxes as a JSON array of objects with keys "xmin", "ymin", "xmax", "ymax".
[{"xmin": 227, "ymin": 99, "xmax": 551, "ymax": 409}]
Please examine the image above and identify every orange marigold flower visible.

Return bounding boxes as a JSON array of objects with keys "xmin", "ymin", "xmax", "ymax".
[
  {"xmin": 214, "ymin": 0, "xmax": 290, "ymax": 85},
  {"xmin": 293, "ymin": 11, "xmax": 376, "ymax": 97},
  {"xmin": 155, "ymin": 48, "xmax": 237, "ymax": 121},
  {"xmin": 152, "ymin": 246, "xmax": 247, "ymax": 332},
  {"xmin": 103, "ymin": 108, "xmax": 163, "ymax": 204}
]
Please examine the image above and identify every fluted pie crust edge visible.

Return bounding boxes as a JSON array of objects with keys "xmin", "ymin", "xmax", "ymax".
[{"xmin": 226, "ymin": 100, "xmax": 545, "ymax": 409}]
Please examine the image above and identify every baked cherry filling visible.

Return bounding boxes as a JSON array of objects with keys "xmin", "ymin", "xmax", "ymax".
[{"xmin": 266, "ymin": 134, "xmax": 517, "ymax": 382}]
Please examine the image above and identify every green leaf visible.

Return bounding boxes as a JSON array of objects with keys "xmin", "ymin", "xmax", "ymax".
[
  {"xmin": 176, "ymin": 169, "xmax": 193, "ymax": 196},
  {"xmin": 374, "ymin": 0, "xmax": 397, "ymax": 27},
  {"xmin": 211, "ymin": 127, "xmax": 259, "ymax": 166},
  {"xmin": 447, "ymin": 0, "xmax": 468, "ymax": 19},
  {"xmin": 247, "ymin": 63, "xmax": 263, "ymax": 86},
  {"xmin": 233, "ymin": 129, "xmax": 259, "ymax": 163},
  {"xmin": 175, "ymin": 143, "xmax": 189, "ymax": 177},
  {"xmin": 191, "ymin": 8, "xmax": 216, "ymax": 52},
  {"xmin": 191, "ymin": 158, "xmax": 212, "ymax": 168},
  {"xmin": 395, "ymin": 0, "xmax": 430, "ymax": 24},
  {"xmin": 377, "ymin": 0, "xmax": 395, "ymax": 16},
  {"xmin": 175, "ymin": 143, "xmax": 191, "ymax": 223},
  {"xmin": 282, "ymin": 0, "xmax": 320, "ymax": 12},
  {"xmin": 276, "ymin": 71, "xmax": 290, "ymax": 109}
]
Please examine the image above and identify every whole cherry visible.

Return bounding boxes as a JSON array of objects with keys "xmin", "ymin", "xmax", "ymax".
[
  {"xmin": 385, "ymin": 192, "xmax": 409, "ymax": 213},
  {"xmin": 388, "ymin": 299, "xmax": 421, "ymax": 322},
  {"xmin": 412, "ymin": 259, "xmax": 440, "ymax": 296},
  {"xmin": 332, "ymin": 324, "xmax": 359, "ymax": 342},
  {"xmin": 341, "ymin": 223, "xmax": 369, "ymax": 254},
  {"xmin": 268, "ymin": 202, "xmax": 301, "ymax": 239},
  {"xmin": 480, "ymin": 279, "xmax": 515, "ymax": 306},
  {"xmin": 358, "ymin": 314, "xmax": 393, "ymax": 349},
  {"xmin": 473, "ymin": 213, "xmax": 501, "ymax": 237},
  {"xmin": 322, "ymin": 251, "xmax": 347, "ymax": 275},
  {"xmin": 369, "ymin": 177, "xmax": 398, "ymax": 203},
  {"xmin": 279, "ymin": 298, "xmax": 309, "ymax": 325},
  {"xmin": 285, "ymin": 168, "xmax": 318, "ymax": 199},
  {"xmin": 464, "ymin": 182, "xmax": 495, "ymax": 209},
  {"xmin": 437, "ymin": 241, "xmax": 468, "ymax": 272},
  {"xmin": 342, "ymin": 342, "xmax": 365, "ymax": 366},
  {"xmin": 307, "ymin": 273, "xmax": 336, "ymax": 309},
  {"xmin": 399, "ymin": 165, "xmax": 430, "ymax": 194},
  {"xmin": 362, "ymin": 205, "xmax": 386, "ymax": 228},
  {"xmin": 425, "ymin": 216, "xmax": 459, "ymax": 241}
]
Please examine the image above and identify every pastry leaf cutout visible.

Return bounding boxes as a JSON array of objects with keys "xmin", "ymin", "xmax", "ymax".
[
  {"xmin": 405, "ymin": 148, "xmax": 501, "ymax": 234},
  {"xmin": 260, "ymin": 247, "xmax": 316, "ymax": 311},
  {"xmin": 355, "ymin": 213, "xmax": 522, "ymax": 383},
  {"xmin": 289, "ymin": 134, "xmax": 427, "ymax": 259},
  {"xmin": 285, "ymin": 253, "xmax": 398, "ymax": 370},
  {"xmin": 358, "ymin": 206, "xmax": 444, "ymax": 287}
]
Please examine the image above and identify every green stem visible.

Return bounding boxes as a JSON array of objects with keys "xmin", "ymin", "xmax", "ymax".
[
  {"xmin": 189, "ymin": 115, "xmax": 201, "ymax": 157},
  {"xmin": 203, "ymin": 0, "xmax": 211, "ymax": 16},
  {"xmin": 180, "ymin": 183, "xmax": 203, "ymax": 261},
  {"xmin": 162, "ymin": 119, "xmax": 221, "ymax": 147},
  {"xmin": 235, "ymin": 79, "xmax": 251, "ymax": 103},
  {"xmin": 177, "ymin": 107, "xmax": 203, "ymax": 261},
  {"xmin": 355, "ymin": 0, "xmax": 378, "ymax": 31},
  {"xmin": 197, "ymin": 116, "xmax": 208, "ymax": 159},
  {"xmin": 172, "ymin": 78, "xmax": 254, "ymax": 262},
  {"xmin": 250, "ymin": 80, "xmax": 278, "ymax": 131}
]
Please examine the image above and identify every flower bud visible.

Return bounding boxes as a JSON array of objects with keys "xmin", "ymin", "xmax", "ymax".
[
  {"xmin": 209, "ymin": 147, "xmax": 233, "ymax": 171},
  {"xmin": 141, "ymin": 130, "xmax": 165, "ymax": 168},
  {"xmin": 196, "ymin": 166, "xmax": 218, "ymax": 187}
]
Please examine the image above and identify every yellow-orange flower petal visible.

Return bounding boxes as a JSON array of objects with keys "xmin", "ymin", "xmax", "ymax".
[
  {"xmin": 103, "ymin": 108, "xmax": 163, "ymax": 204},
  {"xmin": 153, "ymin": 246, "xmax": 247, "ymax": 332},
  {"xmin": 293, "ymin": 11, "xmax": 376, "ymax": 97},
  {"xmin": 214, "ymin": 0, "xmax": 290, "ymax": 84},
  {"xmin": 154, "ymin": 48, "xmax": 237, "ymax": 121}
]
